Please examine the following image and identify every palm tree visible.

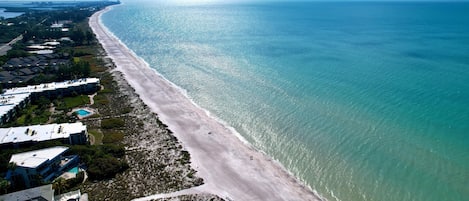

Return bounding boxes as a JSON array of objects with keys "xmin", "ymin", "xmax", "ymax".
[{"xmin": 52, "ymin": 177, "xmax": 69, "ymax": 195}]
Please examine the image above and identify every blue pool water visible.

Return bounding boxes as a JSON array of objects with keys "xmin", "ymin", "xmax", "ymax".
[
  {"xmin": 76, "ymin": 109, "xmax": 91, "ymax": 116},
  {"xmin": 68, "ymin": 167, "xmax": 79, "ymax": 174}
]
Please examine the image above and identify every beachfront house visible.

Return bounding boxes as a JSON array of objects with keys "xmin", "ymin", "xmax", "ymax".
[
  {"xmin": 5, "ymin": 146, "xmax": 79, "ymax": 189},
  {"xmin": 0, "ymin": 122, "xmax": 88, "ymax": 148}
]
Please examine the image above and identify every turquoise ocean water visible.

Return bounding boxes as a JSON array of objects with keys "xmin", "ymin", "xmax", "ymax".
[{"xmin": 101, "ymin": 1, "xmax": 469, "ymax": 201}]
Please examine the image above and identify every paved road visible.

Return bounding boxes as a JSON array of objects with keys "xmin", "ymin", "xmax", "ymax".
[{"xmin": 0, "ymin": 34, "xmax": 23, "ymax": 56}]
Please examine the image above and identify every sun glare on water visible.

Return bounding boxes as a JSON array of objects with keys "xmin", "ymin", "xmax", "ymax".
[{"xmin": 172, "ymin": 0, "xmax": 218, "ymax": 5}]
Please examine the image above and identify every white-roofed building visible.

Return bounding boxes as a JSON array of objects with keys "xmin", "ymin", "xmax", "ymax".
[
  {"xmin": 0, "ymin": 184, "xmax": 86, "ymax": 201},
  {"xmin": 0, "ymin": 92, "xmax": 31, "ymax": 124},
  {"xmin": 0, "ymin": 78, "xmax": 100, "ymax": 124},
  {"xmin": 0, "ymin": 184, "xmax": 54, "ymax": 201},
  {"xmin": 6, "ymin": 146, "xmax": 79, "ymax": 188},
  {"xmin": 3, "ymin": 78, "xmax": 100, "ymax": 98},
  {"xmin": 0, "ymin": 122, "xmax": 88, "ymax": 148}
]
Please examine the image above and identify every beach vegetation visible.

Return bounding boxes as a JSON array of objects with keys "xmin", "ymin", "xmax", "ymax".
[
  {"xmin": 179, "ymin": 150, "xmax": 191, "ymax": 165},
  {"xmin": 69, "ymin": 145, "xmax": 128, "ymax": 180},
  {"xmin": 88, "ymin": 129, "xmax": 103, "ymax": 145},
  {"xmin": 121, "ymin": 107, "xmax": 133, "ymax": 114},
  {"xmin": 101, "ymin": 118, "xmax": 125, "ymax": 129},
  {"xmin": 52, "ymin": 178, "xmax": 69, "ymax": 195},
  {"xmin": 0, "ymin": 178, "xmax": 10, "ymax": 194},
  {"xmin": 102, "ymin": 131, "xmax": 125, "ymax": 144},
  {"xmin": 92, "ymin": 93, "xmax": 109, "ymax": 106},
  {"xmin": 87, "ymin": 156, "xmax": 129, "ymax": 180},
  {"xmin": 52, "ymin": 171, "xmax": 84, "ymax": 195}
]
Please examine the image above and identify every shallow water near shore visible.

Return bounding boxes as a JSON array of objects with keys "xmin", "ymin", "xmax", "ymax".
[
  {"xmin": 101, "ymin": 1, "xmax": 469, "ymax": 201},
  {"xmin": 0, "ymin": 8, "xmax": 23, "ymax": 18}
]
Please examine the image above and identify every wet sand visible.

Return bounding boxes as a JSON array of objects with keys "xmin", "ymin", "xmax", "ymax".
[{"xmin": 90, "ymin": 7, "xmax": 322, "ymax": 201}]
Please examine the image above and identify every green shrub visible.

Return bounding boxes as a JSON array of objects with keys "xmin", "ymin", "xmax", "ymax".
[
  {"xmin": 87, "ymin": 156, "xmax": 128, "ymax": 180},
  {"xmin": 101, "ymin": 144, "xmax": 125, "ymax": 158},
  {"xmin": 180, "ymin": 150, "xmax": 191, "ymax": 164},
  {"xmin": 93, "ymin": 94, "xmax": 109, "ymax": 106},
  {"xmin": 102, "ymin": 131, "xmax": 124, "ymax": 144},
  {"xmin": 101, "ymin": 118, "xmax": 125, "ymax": 129}
]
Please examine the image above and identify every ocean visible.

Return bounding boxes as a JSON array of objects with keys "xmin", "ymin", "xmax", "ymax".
[{"xmin": 100, "ymin": 1, "xmax": 469, "ymax": 201}]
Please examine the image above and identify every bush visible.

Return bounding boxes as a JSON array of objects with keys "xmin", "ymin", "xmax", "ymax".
[
  {"xmin": 87, "ymin": 156, "xmax": 128, "ymax": 180},
  {"xmin": 93, "ymin": 94, "xmax": 109, "ymax": 106},
  {"xmin": 102, "ymin": 131, "xmax": 124, "ymax": 144},
  {"xmin": 101, "ymin": 144, "xmax": 125, "ymax": 158},
  {"xmin": 68, "ymin": 144, "xmax": 126, "ymax": 167},
  {"xmin": 180, "ymin": 150, "xmax": 191, "ymax": 165},
  {"xmin": 101, "ymin": 118, "xmax": 125, "ymax": 129}
]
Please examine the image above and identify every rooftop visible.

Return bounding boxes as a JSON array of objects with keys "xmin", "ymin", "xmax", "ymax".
[
  {"xmin": 0, "ymin": 122, "xmax": 86, "ymax": 145},
  {"xmin": 3, "ymin": 78, "xmax": 100, "ymax": 95},
  {"xmin": 0, "ymin": 184, "xmax": 53, "ymax": 201},
  {"xmin": 0, "ymin": 92, "xmax": 31, "ymax": 116},
  {"xmin": 9, "ymin": 146, "xmax": 69, "ymax": 168}
]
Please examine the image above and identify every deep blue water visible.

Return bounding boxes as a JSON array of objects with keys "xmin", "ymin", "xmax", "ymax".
[{"xmin": 101, "ymin": 1, "xmax": 469, "ymax": 200}]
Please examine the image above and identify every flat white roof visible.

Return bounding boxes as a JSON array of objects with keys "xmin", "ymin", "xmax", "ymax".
[
  {"xmin": 3, "ymin": 78, "xmax": 100, "ymax": 95},
  {"xmin": 9, "ymin": 146, "xmax": 69, "ymax": 168},
  {"xmin": 29, "ymin": 50, "xmax": 54, "ymax": 55},
  {"xmin": 0, "ymin": 122, "xmax": 86, "ymax": 145},
  {"xmin": 43, "ymin": 41, "xmax": 60, "ymax": 46},
  {"xmin": 51, "ymin": 23, "xmax": 63, "ymax": 28},
  {"xmin": 0, "ymin": 92, "xmax": 31, "ymax": 116},
  {"xmin": 27, "ymin": 45, "xmax": 53, "ymax": 50}
]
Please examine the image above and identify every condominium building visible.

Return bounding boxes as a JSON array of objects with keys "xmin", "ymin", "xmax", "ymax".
[
  {"xmin": 6, "ymin": 146, "xmax": 79, "ymax": 188},
  {"xmin": 0, "ymin": 78, "xmax": 100, "ymax": 124},
  {"xmin": 0, "ymin": 122, "xmax": 88, "ymax": 148}
]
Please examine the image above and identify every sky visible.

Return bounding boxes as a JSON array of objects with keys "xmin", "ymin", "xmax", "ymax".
[
  {"xmin": 1, "ymin": 0, "xmax": 469, "ymax": 1},
  {"xmin": 1, "ymin": 0, "xmax": 468, "ymax": 4}
]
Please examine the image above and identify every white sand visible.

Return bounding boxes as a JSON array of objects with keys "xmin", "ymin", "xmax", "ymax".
[{"xmin": 90, "ymin": 7, "xmax": 323, "ymax": 201}]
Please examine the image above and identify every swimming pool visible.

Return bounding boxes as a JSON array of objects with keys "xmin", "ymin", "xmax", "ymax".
[
  {"xmin": 68, "ymin": 167, "xmax": 79, "ymax": 174},
  {"xmin": 76, "ymin": 109, "xmax": 91, "ymax": 117}
]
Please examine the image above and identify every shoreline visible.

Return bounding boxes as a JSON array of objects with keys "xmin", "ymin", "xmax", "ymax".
[{"xmin": 90, "ymin": 6, "xmax": 323, "ymax": 201}]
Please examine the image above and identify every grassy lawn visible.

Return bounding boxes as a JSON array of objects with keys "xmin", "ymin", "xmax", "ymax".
[
  {"xmin": 13, "ymin": 105, "xmax": 50, "ymax": 126},
  {"xmin": 80, "ymin": 54, "xmax": 107, "ymax": 73},
  {"xmin": 56, "ymin": 95, "xmax": 90, "ymax": 110},
  {"xmin": 73, "ymin": 45, "xmax": 96, "ymax": 55}
]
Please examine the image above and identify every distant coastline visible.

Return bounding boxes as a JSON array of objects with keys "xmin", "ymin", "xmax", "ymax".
[{"xmin": 90, "ymin": 5, "xmax": 323, "ymax": 201}]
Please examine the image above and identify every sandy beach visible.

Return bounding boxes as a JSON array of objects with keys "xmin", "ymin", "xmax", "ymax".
[{"xmin": 90, "ymin": 7, "xmax": 323, "ymax": 201}]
